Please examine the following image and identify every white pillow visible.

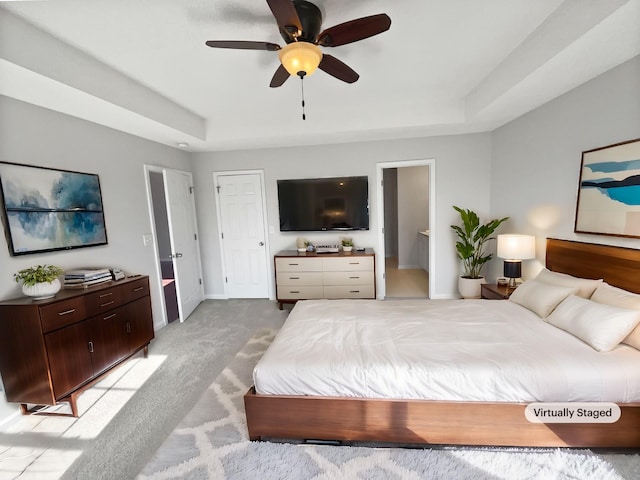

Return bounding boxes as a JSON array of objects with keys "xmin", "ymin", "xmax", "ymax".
[
  {"xmin": 546, "ymin": 295, "xmax": 640, "ymax": 352},
  {"xmin": 509, "ymin": 279, "xmax": 575, "ymax": 319},
  {"xmin": 591, "ymin": 283, "xmax": 640, "ymax": 350},
  {"xmin": 535, "ymin": 268, "xmax": 602, "ymax": 299}
]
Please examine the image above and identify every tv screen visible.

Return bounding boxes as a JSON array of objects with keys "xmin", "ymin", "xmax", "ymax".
[
  {"xmin": 0, "ymin": 162, "xmax": 108, "ymax": 256},
  {"xmin": 278, "ymin": 176, "xmax": 369, "ymax": 231}
]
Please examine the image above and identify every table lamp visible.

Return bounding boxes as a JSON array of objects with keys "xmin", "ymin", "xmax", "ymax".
[{"xmin": 497, "ymin": 234, "xmax": 535, "ymax": 288}]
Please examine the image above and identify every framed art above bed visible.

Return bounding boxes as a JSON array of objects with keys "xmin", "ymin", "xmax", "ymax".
[
  {"xmin": 0, "ymin": 162, "xmax": 108, "ymax": 256},
  {"xmin": 575, "ymin": 138, "xmax": 640, "ymax": 238}
]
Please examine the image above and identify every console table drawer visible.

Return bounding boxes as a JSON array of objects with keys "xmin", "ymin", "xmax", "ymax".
[
  {"xmin": 123, "ymin": 277, "xmax": 150, "ymax": 302},
  {"xmin": 40, "ymin": 299, "xmax": 87, "ymax": 333},
  {"xmin": 277, "ymin": 285, "xmax": 323, "ymax": 300},
  {"xmin": 322, "ymin": 257, "xmax": 374, "ymax": 272},
  {"xmin": 275, "ymin": 258, "xmax": 323, "ymax": 272},
  {"xmin": 323, "ymin": 271, "xmax": 374, "ymax": 285},
  {"xmin": 85, "ymin": 287, "xmax": 124, "ymax": 317},
  {"xmin": 277, "ymin": 272, "xmax": 323, "ymax": 286},
  {"xmin": 324, "ymin": 285, "xmax": 375, "ymax": 299}
]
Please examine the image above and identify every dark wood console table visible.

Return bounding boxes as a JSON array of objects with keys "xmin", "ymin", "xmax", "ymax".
[{"xmin": 0, "ymin": 275, "xmax": 154, "ymax": 416}]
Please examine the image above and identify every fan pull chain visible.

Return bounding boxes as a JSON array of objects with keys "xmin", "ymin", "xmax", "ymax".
[{"xmin": 299, "ymin": 72, "xmax": 307, "ymax": 120}]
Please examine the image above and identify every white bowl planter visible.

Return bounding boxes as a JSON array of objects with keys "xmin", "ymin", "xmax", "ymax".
[
  {"xmin": 22, "ymin": 279, "xmax": 61, "ymax": 300},
  {"xmin": 342, "ymin": 246, "xmax": 353, "ymax": 252},
  {"xmin": 458, "ymin": 277, "xmax": 485, "ymax": 299}
]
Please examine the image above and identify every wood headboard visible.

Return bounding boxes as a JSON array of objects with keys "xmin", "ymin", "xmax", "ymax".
[{"xmin": 546, "ymin": 238, "xmax": 640, "ymax": 294}]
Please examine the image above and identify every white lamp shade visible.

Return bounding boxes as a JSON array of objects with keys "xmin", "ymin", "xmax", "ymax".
[
  {"xmin": 497, "ymin": 234, "xmax": 535, "ymax": 260},
  {"xmin": 278, "ymin": 42, "xmax": 323, "ymax": 77}
]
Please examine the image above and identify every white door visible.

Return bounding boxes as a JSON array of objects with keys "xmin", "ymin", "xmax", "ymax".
[
  {"xmin": 164, "ymin": 170, "xmax": 204, "ymax": 320},
  {"xmin": 216, "ymin": 173, "xmax": 269, "ymax": 298}
]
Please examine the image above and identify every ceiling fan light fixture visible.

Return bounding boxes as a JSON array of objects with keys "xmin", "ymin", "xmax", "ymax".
[{"xmin": 278, "ymin": 41, "xmax": 322, "ymax": 77}]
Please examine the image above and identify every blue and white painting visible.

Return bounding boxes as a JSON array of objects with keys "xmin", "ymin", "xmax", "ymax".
[
  {"xmin": 0, "ymin": 162, "xmax": 108, "ymax": 255},
  {"xmin": 576, "ymin": 139, "xmax": 640, "ymax": 237}
]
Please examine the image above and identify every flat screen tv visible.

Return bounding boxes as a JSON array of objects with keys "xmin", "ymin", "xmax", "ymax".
[
  {"xmin": 0, "ymin": 162, "xmax": 108, "ymax": 256},
  {"xmin": 278, "ymin": 176, "xmax": 369, "ymax": 231}
]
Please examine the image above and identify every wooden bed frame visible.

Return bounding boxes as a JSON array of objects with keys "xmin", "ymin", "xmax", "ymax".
[{"xmin": 244, "ymin": 238, "xmax": 640, "ymax": 447}]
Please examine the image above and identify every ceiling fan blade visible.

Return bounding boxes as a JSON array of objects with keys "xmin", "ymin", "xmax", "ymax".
[
  {"xmin": 270, "ymin": 64, "xmax": 290, "ymax": 88},
  {"xmin": 266, "ymin": 0, "xmax": 302, "ymax": 35},
  {"xmin": 205, "ymin": 40, "xmax": 281, "ymax": 51},
  {"xmin": 318, "ymin": 55, "xmax": 359, "ymax": 84},
  {"xmin": 317, "ymin": 14, "xmax": 391, "ymax": 47}
]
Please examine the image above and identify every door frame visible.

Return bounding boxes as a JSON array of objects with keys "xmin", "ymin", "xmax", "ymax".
[
  {"xmin": 376, "ymin": 159, "xmax": 436, "ymax": 299},
  {"xmin": 212, "ymin": 169, "xmax": 272, "ymax": 300},
  {"xmin": 144, "ymin": 165, "xmax": 204, "ymax": 327}
]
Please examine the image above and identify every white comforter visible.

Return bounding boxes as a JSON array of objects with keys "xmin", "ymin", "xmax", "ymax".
[{"xmin": 254, "ymin": 299, "xmax": 640, "ymax": 402}]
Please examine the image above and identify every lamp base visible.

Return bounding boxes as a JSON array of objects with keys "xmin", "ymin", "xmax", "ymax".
[{"xmin": 503, "ymin": 260, "xmax": 522, "ymax": 290}]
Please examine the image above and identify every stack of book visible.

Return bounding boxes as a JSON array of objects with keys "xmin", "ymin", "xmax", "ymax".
[{"xmin": 64, "ymin": 268, "xmax": 112, "ymax": 288}]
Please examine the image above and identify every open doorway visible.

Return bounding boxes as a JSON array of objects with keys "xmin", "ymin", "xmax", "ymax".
[
  {"xmin": 376, "ymin": 160, "xmax": 435, "ymax": 299},
  {"xmin": 145, "ymin": 166, "xmax": 204, "ymax": 326},
  {"xmin": 148, "ymin": 171, "xmax": 179, "ymax": 323}
]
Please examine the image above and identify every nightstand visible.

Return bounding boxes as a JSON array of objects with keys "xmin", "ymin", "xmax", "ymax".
[{"xmin": 481, "ymin": 283, "xmax": 514, "ymax": 300}]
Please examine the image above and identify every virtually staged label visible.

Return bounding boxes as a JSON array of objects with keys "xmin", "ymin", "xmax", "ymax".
[{"xmin": 525, "ymin": 402, "xmax": 621, "ymax": 423}]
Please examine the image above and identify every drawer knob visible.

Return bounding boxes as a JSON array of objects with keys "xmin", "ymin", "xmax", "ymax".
[
  {"xmin": 57, "ymin": 309, "xmax": 76, "ymax": 316},
  {"xmin": 133, "ymin": 287, "xmax": 144, "ymax": 292},
  {"xmin": 100, "ymin": 300, "xmax": 115, "ymax": 307}
]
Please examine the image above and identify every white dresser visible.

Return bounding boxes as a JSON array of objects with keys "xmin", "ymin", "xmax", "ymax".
[{"xmin": 275, "ymin": 249, "xmax": 376, "ymax": 309}]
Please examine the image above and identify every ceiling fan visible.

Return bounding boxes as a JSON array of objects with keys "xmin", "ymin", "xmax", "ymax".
[{"xmin": 205, "ymin": 0, "xmax": 391, "ymax": 88}]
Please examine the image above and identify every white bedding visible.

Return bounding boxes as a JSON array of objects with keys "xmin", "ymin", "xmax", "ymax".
[{"xmin": 254, "ymin": 299, "xmax": 640, "ymax": 403}]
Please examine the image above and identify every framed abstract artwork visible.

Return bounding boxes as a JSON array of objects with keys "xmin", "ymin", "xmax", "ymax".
[
  {"xmin": 575, "ymin": 139, "xmax": 640, "ymax": 238},
  {"xmin": 0, "ymin": 162, "xmax": 108, "ymax": 255}
]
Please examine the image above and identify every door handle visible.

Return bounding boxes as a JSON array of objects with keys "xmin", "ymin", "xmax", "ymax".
[
  {"xmin": 172, "ymin": 252, "xmax": 183, "ymax": 258},
  {"xmin": 259, "ymin": 242, "xmax": 264, "ymax": 246}
]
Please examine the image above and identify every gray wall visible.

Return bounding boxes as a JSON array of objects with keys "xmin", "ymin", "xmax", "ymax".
[
  {"xmin": 192, "ymin": 133, "xmax": 493, "ymax": 300},
  {"xmin": 383, "ymin": 168, "xmax": 398, "ymax": 257},
  {"xmin": 0, "ymin": 96, "xmax": 191, "ymax": 420},
  {"xmin": 397, "ymin": 165, "xmax": 429, "ymax": 268},
  {"xmin": 489, "ymin": 55, "xmax": 640, "ymax": 282}
]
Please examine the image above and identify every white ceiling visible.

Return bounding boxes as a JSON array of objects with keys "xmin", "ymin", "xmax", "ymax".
[{"xmin": 1, "ymin": 0, "xmax": 639, "ymax": 152}]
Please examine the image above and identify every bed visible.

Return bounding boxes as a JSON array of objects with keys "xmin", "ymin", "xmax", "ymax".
[{"xmin": 244, "ymin": 238, "xmax": 640, "ymax": 447}]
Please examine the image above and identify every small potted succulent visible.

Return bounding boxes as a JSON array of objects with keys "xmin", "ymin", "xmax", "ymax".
[
  {"xmin": 341, "ymin": 238, "xmax": 354, "ymax": 252},
  {"xmin": 14, "ymin": 264, "xmax": 64, "ymax": 300}
]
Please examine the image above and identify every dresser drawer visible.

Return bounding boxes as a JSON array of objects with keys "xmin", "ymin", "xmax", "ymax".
[
  {"xmin": 323, "ymin": 271, "xmax": 374, "ymax": 285},
  {"xmin": 84, "ymin": 287, "xmax": 124, "ymax": 317},
  {"xmin": 40, "ymin": 298, "xmax": 87, "ymax": 333},
  {"xmin": 275, "ymin": 258, "xmax": 322, "ymax": 273},
  {"xmin": 277, "ymin": 285, "xmax": 323, "ymax": 300},
  {"xmin": 277, "ymin": 272, "xmax": 323, "ymax": 286},
  {"xmin": 322, "ymin": 256, "xmax": 374, "ymax": 272},
  {"xmin": 324, "ymin": 285, "xmax": 375, "ymax": 299},
  {"xmin": 122, "ymin": 277, "xmax": 150, "ymax": 302}
]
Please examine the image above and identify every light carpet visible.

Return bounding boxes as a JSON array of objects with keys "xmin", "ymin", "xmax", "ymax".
[{"xmin": 139, "ymin": 330, "xmax": 640, "ymax": 480}]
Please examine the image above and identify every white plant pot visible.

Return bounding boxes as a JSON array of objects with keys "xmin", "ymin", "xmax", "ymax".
[
  {"xmin": 342, "ymin": 246, "xmax": 353, "ymax": 252},
  {"xmin": 22, "ymin": 279, "xmax": 61, "ymax": 300},
  {"xmin": 458, "ymin": 276, "xmax": 485, "ymax": 299}
]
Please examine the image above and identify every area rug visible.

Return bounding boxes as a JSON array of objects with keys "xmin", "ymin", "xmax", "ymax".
[{"xmin": 138, "ymin": 329, "xmax": 640, "ymax": 480}]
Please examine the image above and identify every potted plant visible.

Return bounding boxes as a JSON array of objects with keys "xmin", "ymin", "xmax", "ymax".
[
  {"xmin": 341, "ymin": 238, "xmax": 354, "ymax": 252},
  {"xmin": 450, "ymin": 206, "xmax": 508, "ymax": 298},
  {"xmin": 14, "ymin": 264, "xmax": 64, "ymax": 300}
]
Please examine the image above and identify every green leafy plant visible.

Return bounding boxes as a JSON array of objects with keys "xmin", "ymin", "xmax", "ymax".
[
  {"xmin": 450, "ymin": 206, "xmax": 508, "ymax": 279},
  {"xmin": 341, "ymin": 238, "xmax": 354, "ymax": 247},
  {"xmin": 14, "ymin": 265, "xmax": 64, "ymax": 286}
]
